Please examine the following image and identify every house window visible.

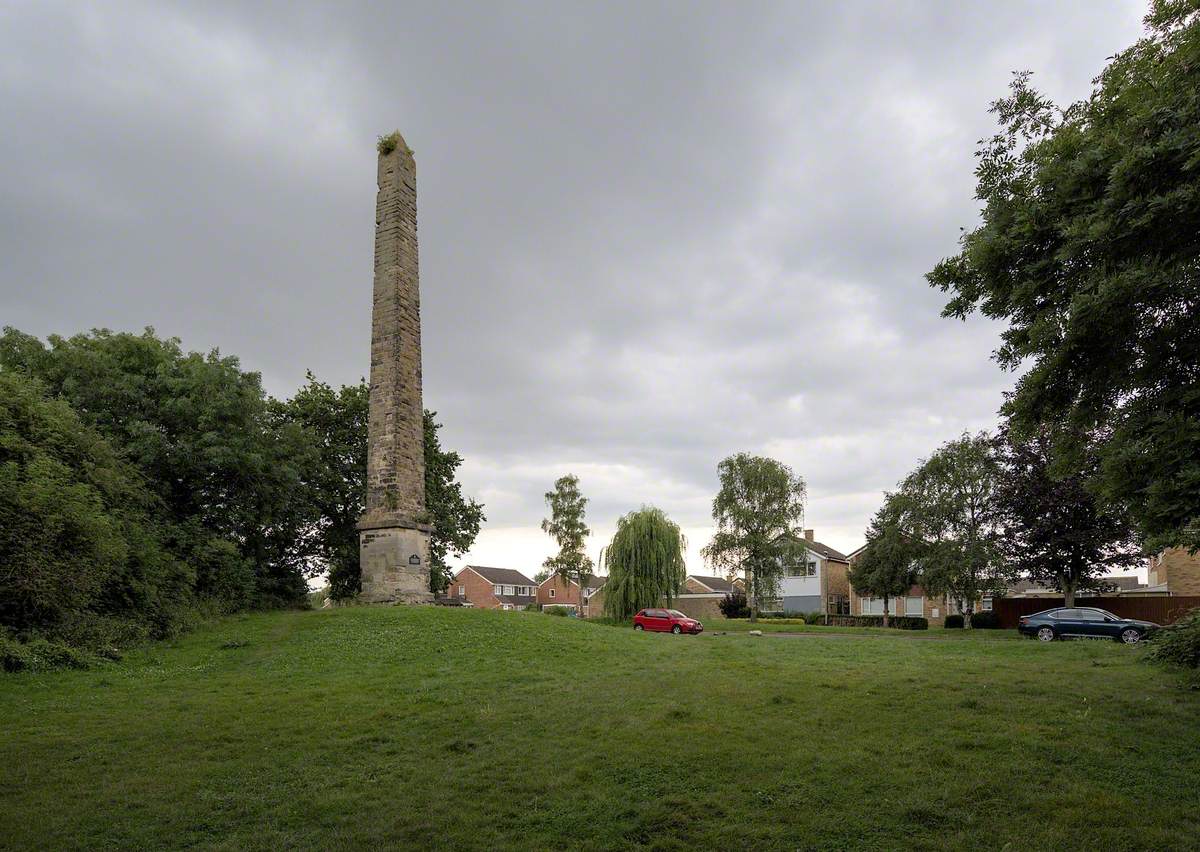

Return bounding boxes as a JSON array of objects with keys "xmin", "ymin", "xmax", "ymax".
[
  {"xmin": 458, "ymin": 585, "xmax": 465, "ymax": 597},
  {"xmin": 828, "ymin": 595, "xmax": 849, "ymax": 615},
  {"xmin": 861, "ymin": 597, "xmax": 888, "ymax": 616},
  {"xmin": 503, "ymin": 585, "xmax": 514, "ymax": 595},
  {"xmin": 981, "ymin": 595, "xmax": 993, "ymax": 612},
  {"xmin": 786, "ymin": 564, "xmax": 803, "ymax": 578},
  {"xmin": 549, "ymin": 589, "xmax": 555, "ymax": 598},
  {"xmin": 905, "ymin": 596, "xmax": 923, "ymax": 616},
  {"xmin": 807, "ymin": 561, "xmax": 817, "ymax": 577},
  {"xmin": 493, "ymin": 584, "xmax": 502, "ymax": 595}
]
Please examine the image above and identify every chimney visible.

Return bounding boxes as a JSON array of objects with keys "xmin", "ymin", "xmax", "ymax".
[{"xmin": 804, "ymin": 529, "xmax": 815, "ymax": 542}]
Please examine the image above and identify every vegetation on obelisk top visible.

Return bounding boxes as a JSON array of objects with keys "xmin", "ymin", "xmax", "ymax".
[
  {"xmin": 701, "ymin": 453, "xmax": 807, "ymax": 623},
  {"xmin": 600, "ymin": 506, "xmax": 687, "ymax": 620},
  {"xmin": 541, "ymin": 474, "xmax": 593, "ymax": 598}
]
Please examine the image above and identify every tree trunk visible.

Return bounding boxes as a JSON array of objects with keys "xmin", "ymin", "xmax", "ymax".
[
  {"xmin": 749, "ymin": 568, "xmax": 757, "ymax": 623},
  {"xmin": 963, "ymin": 603, "xmax": 973, "ymax": 629},
  {"xmin": 1062, "ymin": 572, "xmax": 1076, "ymax": 607},
  {"xmin": 882, "ymin": 595, "xmax": 890, "ymax": 628}
]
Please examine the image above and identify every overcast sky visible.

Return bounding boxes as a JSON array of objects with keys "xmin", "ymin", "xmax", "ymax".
[{"xmin": 2, "ymin": 1, "xmax": 1148, "ymax": 575}]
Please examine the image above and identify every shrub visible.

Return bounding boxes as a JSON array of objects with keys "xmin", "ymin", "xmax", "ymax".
[
  {"xmin": 804, "ymin": 611, "xmax": 825, "ymax": 625},
  {"xmin": 826, "ymin": 615, "xmax": 928, "ymax": 630},
  {"xmin": 719, "ymin": 592, "xmax": 750, "ymax": 619},
  {"xmin": 970, "ymin": 611, "xmax": 1000, "ymax": 629},
  {"xmin": 377, "ymin": 131, "xmax": 404, "ymax": 155},
  {"xmin": 1145, "ymin": 608, "xmax": 1200, "ymax": 669},
  {"xmin": 545, "ymin": 606, "xmax": 571, "ymax": 617},
  {"xmin": 944, "ymin": 614, "xmax": 965, "ymax": 629},
  {"xmin": 1, "ymin": 636, "xmax": 90, "ymax": 673}
]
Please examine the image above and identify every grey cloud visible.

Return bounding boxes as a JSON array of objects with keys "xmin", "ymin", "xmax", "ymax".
[{"xmin": 1, "ymin": 0, "xmax": 1146, "ymax": 558}]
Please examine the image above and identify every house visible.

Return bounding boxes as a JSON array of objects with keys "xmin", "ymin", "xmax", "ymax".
[
  {"xmin": 683, "ymin": 575, "xmax": 745, "ymax": 595},
  {"xmin": 774, "ymin": 530, "xmax": 851, "ymax": 615},
  {"xmin": 668, "ymin": 575, "xmax": 747, "ymax": 621},
  {"xmin": 846, "ymin": 545, "xmax": 954, "ymax": 624},
  {"xmin": 447, "ymin": 566, "xmax": 538, "ymax": 611},
  {"xmin": 536, "ymin": 573, "xmax": 607, "ymax": 617},
  {"xmin": 1146, "ymin": 547, "xmax": 1200, "ymax": 595}
]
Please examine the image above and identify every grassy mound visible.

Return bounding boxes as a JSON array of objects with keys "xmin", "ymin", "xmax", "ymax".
[{"xmin": 2, "ymin": 606, "xmax": 1197, "ymax": 849}]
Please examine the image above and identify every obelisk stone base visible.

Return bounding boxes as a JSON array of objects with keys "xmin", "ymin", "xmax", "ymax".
[{"xmin": 358, "ymin": 518, "xmax": 434, "ymax": 604}]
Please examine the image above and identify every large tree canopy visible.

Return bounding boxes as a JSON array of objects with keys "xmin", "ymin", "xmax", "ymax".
[
  {"xmin": 701, "ymin": 453, "xmax": 807, "ymax": 622},
  {"xmin": 993, "ymin": 426, "xmax": 1142, "ymax": 606},
  {"xmin": 927, "ymin": 2, "xmax": 1200, "ymax": 550},
  {"xmin": 896, "ymin": 432, "xmax": 1010, "ymax": 627},
  {"xmin": 848, "ymin": 495, "xmax": 920, "ymax": 627},
  {"xmin": 541, "ymin": 474, "xmax": 593, "ymax": 596}
]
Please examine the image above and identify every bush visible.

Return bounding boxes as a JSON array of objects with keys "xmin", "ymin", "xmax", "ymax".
[
  {"xmin": 826, "ymin": 615, "xmax": 928, "ymax": 630},
  {"xmin": 970, "ymin": 611, "xmax": 1000, "ymax": 629},
  {"xmin": 545, "ymin": 606, "xmax": 571, "ymax": 617},
  {"xmin": 944, "ymin": 614, "xmax": 965, "ymax": 629},
  {"xmin": 804, "ymin": 611, "xmax": 825, "ymax": 625},
  {"xmin": 719, "ymin": 593, "xmax": 750, "ymax": 619},
  {"xmin": 1145, "ymin": 608, "xmax": 1200, "ymax": 669},
  {"xmin": 1, "ymin": 636, "xmax": 91, "ymax": 673}
]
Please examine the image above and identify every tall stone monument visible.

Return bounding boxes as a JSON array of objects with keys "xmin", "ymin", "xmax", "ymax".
[{"xmin": 357, "ymin": 131, "xmax": 434, "ymax": 604}]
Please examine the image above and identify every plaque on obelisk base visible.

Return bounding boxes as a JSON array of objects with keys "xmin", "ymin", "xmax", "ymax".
[{"xmin": 357, "ymin": 131, "xmax": 433, "ymax": 604}]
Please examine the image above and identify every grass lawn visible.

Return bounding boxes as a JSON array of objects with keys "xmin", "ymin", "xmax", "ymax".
[{"xmin": 2, "ymin": 607, "xmax": 1197, "ymax": 850}]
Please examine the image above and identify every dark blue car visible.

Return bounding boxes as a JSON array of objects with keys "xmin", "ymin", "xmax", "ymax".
[{"xmin": 1018, "ymin": 607, "xmax": 1158, "ymax": 644}]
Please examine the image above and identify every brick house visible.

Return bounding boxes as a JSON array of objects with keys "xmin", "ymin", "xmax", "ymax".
[
  {"xmin": 536, "ymin": 573, "xmax": 607, "ymax": 617},
  {"xmin": 846, "ymin": 545, "xmax": 988, "ymax": 625},
  {"xmin": 1146, "ymin": 547, "xmax": 1200, "ymax": 595},
  {"xmin": 447, "ymin": 566, "xmax": 538, "ymax": 611},
  {"xmin": 773, "ymin": 530, "xmax": 851, "ymax": 615}
]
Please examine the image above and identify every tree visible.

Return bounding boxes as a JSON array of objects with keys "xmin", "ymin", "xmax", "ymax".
[
  {"xmin": 541, "ymin": 474, "xmax": 593, "ymax": 604},
  {"xmin": 701, "ymin": 453, "xmax": 807, "ymax": 623},
  {"xmin": 993, "ymin": 425, "xmax": 1141, "ymax": 606},
  {"xmin": 0, "ymin": 371, "xmax": 191, "ymax": 640},
  {"xmin": 0, "ymin": 327, "xmax": 314, "ymax": 608},
  {"xmin": 896, "ymin": 433, "xmax": 1009, "ymax": 628},
  {"xmin": 274, "ymin": 376, "xmax": 485, "ymax": 599},
  {"xmin": 927, "ymin": 3, "xmax": 1200, "ymax": 552},
  {"xmin": 533, "ymin": 569, "xmax": 551, "ymax": 584},
  {"xmin": 600, "ymin": 506, "xmax": 687, "ymax": 620},
  {"xmin": 423, "ymin": 411, "xmax": 485, "ymax": 594},
  {"xmin": 848, "ymin": 495, "xmax": 920, "ymax": 627}
]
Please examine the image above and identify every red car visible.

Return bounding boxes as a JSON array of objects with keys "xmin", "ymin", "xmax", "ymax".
[{"xmin": 633, "ymin": 608, "xmax": 703, "ymax": 634}]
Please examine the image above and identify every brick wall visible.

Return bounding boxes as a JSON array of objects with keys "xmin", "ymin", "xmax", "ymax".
[
  {"xmin": 1150, "ymin": 548, "xmax": 1200, "ymax": 595},
  {"xmin": 537, "ymin": 574, "xmax": 580, "ymax": 610},
  {"xmin": 450, "ymin": 568, "xmax": 502, "ymax": 610},
  {"xmin": 666, "ymin": 595, "xmax": 724, "ymax": 622}
]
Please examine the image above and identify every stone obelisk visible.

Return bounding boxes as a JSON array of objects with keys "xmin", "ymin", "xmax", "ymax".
[{"xmin": 357, "ymin": 131, "xmax": 433, "ymax": 604}]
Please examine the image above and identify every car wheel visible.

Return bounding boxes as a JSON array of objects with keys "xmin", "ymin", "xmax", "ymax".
[
  {"xmin": 672, "ymin": 625, "xmax": 682, "ymax": 634},
  {"xmin": 634, "ymin": 624, "xmax": 643, "ymax": 631},
  {"xmin": 1120, "ymin": 628, "xmax": 1142, "ymax": 644},
  {"xmin": 1036, "ymin": 626, "xmax": 1056, "ymax": 642}
]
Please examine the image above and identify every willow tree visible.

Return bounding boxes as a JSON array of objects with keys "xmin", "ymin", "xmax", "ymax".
[{"xmin": 601, "ymin": 507, "xmax": 687, "ymax": 620}]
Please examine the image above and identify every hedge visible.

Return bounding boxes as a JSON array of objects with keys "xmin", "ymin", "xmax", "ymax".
[{"xmin": 826, "ymin": 614, "xmax": 928, "ymax": 630}]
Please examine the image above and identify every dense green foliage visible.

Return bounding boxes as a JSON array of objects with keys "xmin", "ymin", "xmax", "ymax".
[
  {"xmin": 702, "ymin": 453, "xmax": 807, "ymax": 621},
  {"xmin": 719, "ymin": 592, "xmax": 750, "ymax": 619},
  {"xmin": 1145, "ymin": 606, "xmax": 1200, "ymax": 669},
  {"xmin": 992, "ymin": 426, "xmax": 1141, "ymax": 605},
  {"xmin": 600, "ymin": 506, "xmax": 687, "ymax": 619},
  {"xmin": 541, "ymin": 474, "xmax": 593, "ymax": 594},
  {"xmin": 944, "ymin": 614, "xmax": 965, "ymax": 629},
  {"xmin": 275, "ymin": 378, "xmax": 483, "ymax": 600},
  {"xmin": 893, "ymin": 433, "xmax": 1010, "ymax": 627},
  {"xmin": 5, "ymin": 606, "xmax": 1196, "ymax": 849},
  {"xmin": 927, "ymin": 2, "xmax": 1200, "ymax": 551},
  {"xmin": 0, "ymin": 327, "xmax": 483, "ymax": 652},
  {"xmin": 0, "ymin": 371, "xmax": 196, "ymax": 645},
  {"xmin": 848, "ymin": 495, "xmax": 920, "ymax": 626}
]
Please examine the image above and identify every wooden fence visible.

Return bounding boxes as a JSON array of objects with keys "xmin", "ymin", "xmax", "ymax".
[{"xmin": 993, "ymin": 596, "xmax": 1200, "ymax": 629}]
